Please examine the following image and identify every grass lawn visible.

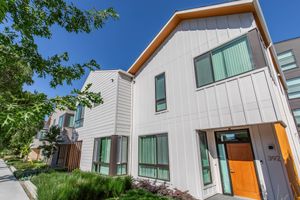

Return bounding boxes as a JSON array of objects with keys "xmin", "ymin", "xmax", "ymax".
[{"xmin": 31, "ymin": 170, "xmax": 169, "ymax": 200}]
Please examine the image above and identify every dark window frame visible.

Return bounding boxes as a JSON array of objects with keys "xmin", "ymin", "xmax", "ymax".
[
  {"xmin": 138, "ymin": 133, "xmax": 170, "ymax": 181},
  {"xmin": 74, "ymin": 104, "xmax": 85, "ymax": 128},
  {"xmin": 92, "ymin": 137, "xmax": 111, "ymax": 175},
  {"xmin": 194, "ymin": 35, "xmax": 254, "ymax": 88},
  {"xmin": 277, "ymin": 49, "xmax": 298, "ymax": 72},
  {"xmin": 155, "ymin": 72, "xmax": 167, "ymax": 112},
  {"xmin": 198, "ymin": 131, "xmax": 213, "ymax": 186},
  {"xmin": 92, "ymin": 135, "xmax": 129, "ymax": 176}
]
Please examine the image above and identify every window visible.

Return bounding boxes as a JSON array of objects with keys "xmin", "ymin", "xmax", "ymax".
[
  {"xmin": 116, "ymin": 136, "xmax": 128, "ymax": 175},
  {"xmin": 293, "ymin": 109, "xmax": 300, "ymax": 127},
  {"xmin": 92, "ymin": 136, "xmax": 128, "ymax": 176},
  {"xmin": 278, "ymin": 50, "xmax": 298, "ymax": 71},
  {"xmin": 64, "ymin": 114, "xmax": 74, "ymax": 128},
  {"xmin": 286, "ymin": 78, "xmax": 300, "ymax": 99},
  {"xmin": 52, "ymin": 119, "xmax": 56, "ymax": 126},
  {"xmin": 195, "ymin": 37, "xmax": 253, "ymax": 87},
  {"xmin": 75, "ymin": 104, "xmax": 85, "ymax": 128},
  {"xmin": 58, "ymin": 115, "xmax": 64, "ymax": 128},
  {"xmin": 92, "ymin": 137, "xmax": 111, "ymax": 175},
  {"xmin": 198, "ymin": 131, "xmax": 212, "ymax": 185},
  {"xmin": 138, "ymin": 134, "xmax": 169, "ymax": 181},
  {"xmin": 155, "ymin": 73, "xmax": 167, "ymax": 112}
]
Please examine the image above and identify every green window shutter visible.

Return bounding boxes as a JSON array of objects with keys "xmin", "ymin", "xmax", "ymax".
[{"xmin": 195, "ymin": 53, "xmax": 214, "ymax": 87}]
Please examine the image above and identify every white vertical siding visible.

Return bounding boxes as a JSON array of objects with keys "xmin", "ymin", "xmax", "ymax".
[{"xmin": 131, "ymin": 13, "xmax": 265, "ymax": 199}]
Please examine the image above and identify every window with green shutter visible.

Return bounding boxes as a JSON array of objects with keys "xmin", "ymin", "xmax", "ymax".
[
  {"xmin": 194, "ymin": 36, "xmax": 253, "ymax": 87},
  {"xmin": 155, "ymin": 73, "xmax": 167, "ymax": 112},
  {"xmin": 138, "ymin": 134, "xmax": 169, "ymax": 181}
]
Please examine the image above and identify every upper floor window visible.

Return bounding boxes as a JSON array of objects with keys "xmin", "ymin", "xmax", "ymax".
[
  {"xmin": 278, "ymin": 50, "xmax": 298, "ymax": 71},
  {"xmin": 74, "ymin": 104, "xmax": 85, "ymax": 128},
  {"xmin": 293, "ymin": 109, "xmax": 300, "ymax": 128},
  {"xmin": 194, "ymin": 37, "xmax": 253, "ymax": 88},
  {"xmin": 286, "ymin": 77, "xmax": 300, "ymax": 99},
  {"xmin": 58, "ymin": 115, "xmax": 64, "ymax": 128},
  {"xmin": 155, "ymin": 73, "xmax": 167, "ymax": 112},
  {"xmin": 138, "ymin": 134, "xmax": 169, "ymax": 181}
]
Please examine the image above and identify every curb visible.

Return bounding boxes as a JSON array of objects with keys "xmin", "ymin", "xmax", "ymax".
[{"xmin": 21, "ymin": 180, "xmax": 37, "ymax": 200}]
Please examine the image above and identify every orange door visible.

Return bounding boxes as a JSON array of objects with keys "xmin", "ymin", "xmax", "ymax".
[{"xmin": 227, "ymin": 143, "xmax": 261, "ymax": 200}]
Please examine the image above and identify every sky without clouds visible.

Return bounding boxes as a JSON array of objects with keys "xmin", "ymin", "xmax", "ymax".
[{"xmin": 23, "ymin": 0, "xmax": 300, "ymax": 98}]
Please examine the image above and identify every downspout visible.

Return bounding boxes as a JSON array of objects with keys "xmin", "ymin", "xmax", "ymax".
[{"xmin": 129, "ymin": 77, "xmax": 134, "ymax": 176}]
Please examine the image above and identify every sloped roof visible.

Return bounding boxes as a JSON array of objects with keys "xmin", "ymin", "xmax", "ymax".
[{"xmin": 127, "ymin": 0, "xmax": 285, "ymax": 87}]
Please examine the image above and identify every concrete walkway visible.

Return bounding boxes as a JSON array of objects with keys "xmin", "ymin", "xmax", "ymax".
[{"xmin": 0, "ymin": 159, "xmax": 29, "ymax": 200}]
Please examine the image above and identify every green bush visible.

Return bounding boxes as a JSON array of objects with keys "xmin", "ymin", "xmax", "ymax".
[{"xmin": 31, "ymin": 170, "xmax": 133, "ymax": 200}]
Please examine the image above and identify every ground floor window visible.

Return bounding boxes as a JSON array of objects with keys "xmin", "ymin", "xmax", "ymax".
[
  {"xmin": 92, "ymin": 135, "xmax": 128, "ymax": 176},
  {"xmin": 92, "ymin": 137, "xmax": 111, "ymax": 175},
  {"xmin": 138, "ymin": 134, "xmax": 169, "ymax": 181},
  {"xmin": 198, "ymin": 131, "xmax": 212, "ymax": 185}
]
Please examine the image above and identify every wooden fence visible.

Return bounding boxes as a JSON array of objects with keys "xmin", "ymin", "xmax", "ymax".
[{"xmin": 56, "ymin": 141, "xmax": 82, "ymax": 171}]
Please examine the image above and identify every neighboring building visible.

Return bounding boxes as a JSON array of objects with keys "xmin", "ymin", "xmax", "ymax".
[
  {"xmin": 73, "ymin": 0, "xmax": 300, "ymax": 199},
  {"xmin": 28, "ymin": 120, "xmax": 50, "ymax": 161},
  {"xmin": 75, "ymin": 70, "xmax": 133, "ymax": 175},
  {"xmin": 47, "ymin": 109, "xmax": 79, "ymax": 169},
  {"xmin": 275, "ymin": 37, "xmax": 300, "ymax": 131}
]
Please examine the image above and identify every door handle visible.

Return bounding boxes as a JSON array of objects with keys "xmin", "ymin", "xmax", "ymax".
[{"xmin": 230, "ymin": 169, "xmax": 235, "ymax": 173}]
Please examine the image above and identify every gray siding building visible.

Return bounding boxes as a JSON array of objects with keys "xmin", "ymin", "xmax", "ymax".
[{"xmin": 275, "ymin": 37, "xmax": 300, "ymax": 129}]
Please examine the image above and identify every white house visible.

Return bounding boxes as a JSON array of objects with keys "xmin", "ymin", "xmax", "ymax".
[{"xmin": 75, "ymin": 0, "xmax": 300, "ymax": 199}]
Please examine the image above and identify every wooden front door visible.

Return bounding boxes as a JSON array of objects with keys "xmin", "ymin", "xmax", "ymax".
[{"xmin": 227, "ymin": 143, "xmax": 261, "ymax": 199}]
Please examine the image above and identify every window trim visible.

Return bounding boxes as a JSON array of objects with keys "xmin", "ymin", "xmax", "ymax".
[
  {"xmin": 155, "ymin": 72, "xmax": 167, "ymax": 112},
  {"xmin": 92, "ymin": 136, "xmax": 112, "ymax": 175},
  {"xmin": 198, "ymin": 131, "xmax": 213, "ymax": 186},
  {"xmin": 194, "ymin": 35, "xmax": 254, "ymax": 88},
  {"xmin": 277, "ymin": 49, "xmax": 298, "ymax": 72},
  {"xmin": 138, "ymin": 133, "xmax": 170, "ymax": 181},
  {"xmin": 92, "ymin": 135, "xmax": 129, "ymax": 176}
]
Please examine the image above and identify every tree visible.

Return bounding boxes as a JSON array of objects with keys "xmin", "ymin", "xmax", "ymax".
[
  {"xmin": 0, "ymin": 0, "xmax": 117, "ymax": 149},
  {"xmin": 39, "ymin": 126, "xmax": 62, "ymax": 163}
]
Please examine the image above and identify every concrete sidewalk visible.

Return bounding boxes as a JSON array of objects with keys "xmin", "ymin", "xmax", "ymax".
[{"xmin": 0, "ymin": 159, "xmax": 29, "ymax": 200}]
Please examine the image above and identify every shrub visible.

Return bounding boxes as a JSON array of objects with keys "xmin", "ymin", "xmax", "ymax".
[
  {"xmin": 32, "ymin": 170, "xmax": 133, "ymax": 200},
  {"xmin": 133, "ymin": 179, "xmax": 196, "ymax": 200}
]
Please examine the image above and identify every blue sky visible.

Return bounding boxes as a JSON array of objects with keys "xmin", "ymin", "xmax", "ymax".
[{"xmin": 24, "ymin": 0, "xmax": 300, "ymax": 98}]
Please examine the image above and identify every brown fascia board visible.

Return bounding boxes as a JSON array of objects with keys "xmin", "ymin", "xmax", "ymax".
[{"xmin": 127, "ymin": 0, "xmax": 286, "ymax": 89}]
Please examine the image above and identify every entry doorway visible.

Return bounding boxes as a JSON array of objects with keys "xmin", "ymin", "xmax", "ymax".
[{"xmin": 215, "ymin": 129, "xmax": 261, "ymax": 199}]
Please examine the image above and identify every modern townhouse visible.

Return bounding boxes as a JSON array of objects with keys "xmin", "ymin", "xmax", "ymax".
[
  {"xmin": 47, "ymin": 109, "xmax": 82, "ymax": 170},
  {"xmin": 74, "ymin": 0, "xmax": 300, "ymax": 199},
  {"xmin": 275, "ymin": 37, "xmax": 300, "ymax": 131}
]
